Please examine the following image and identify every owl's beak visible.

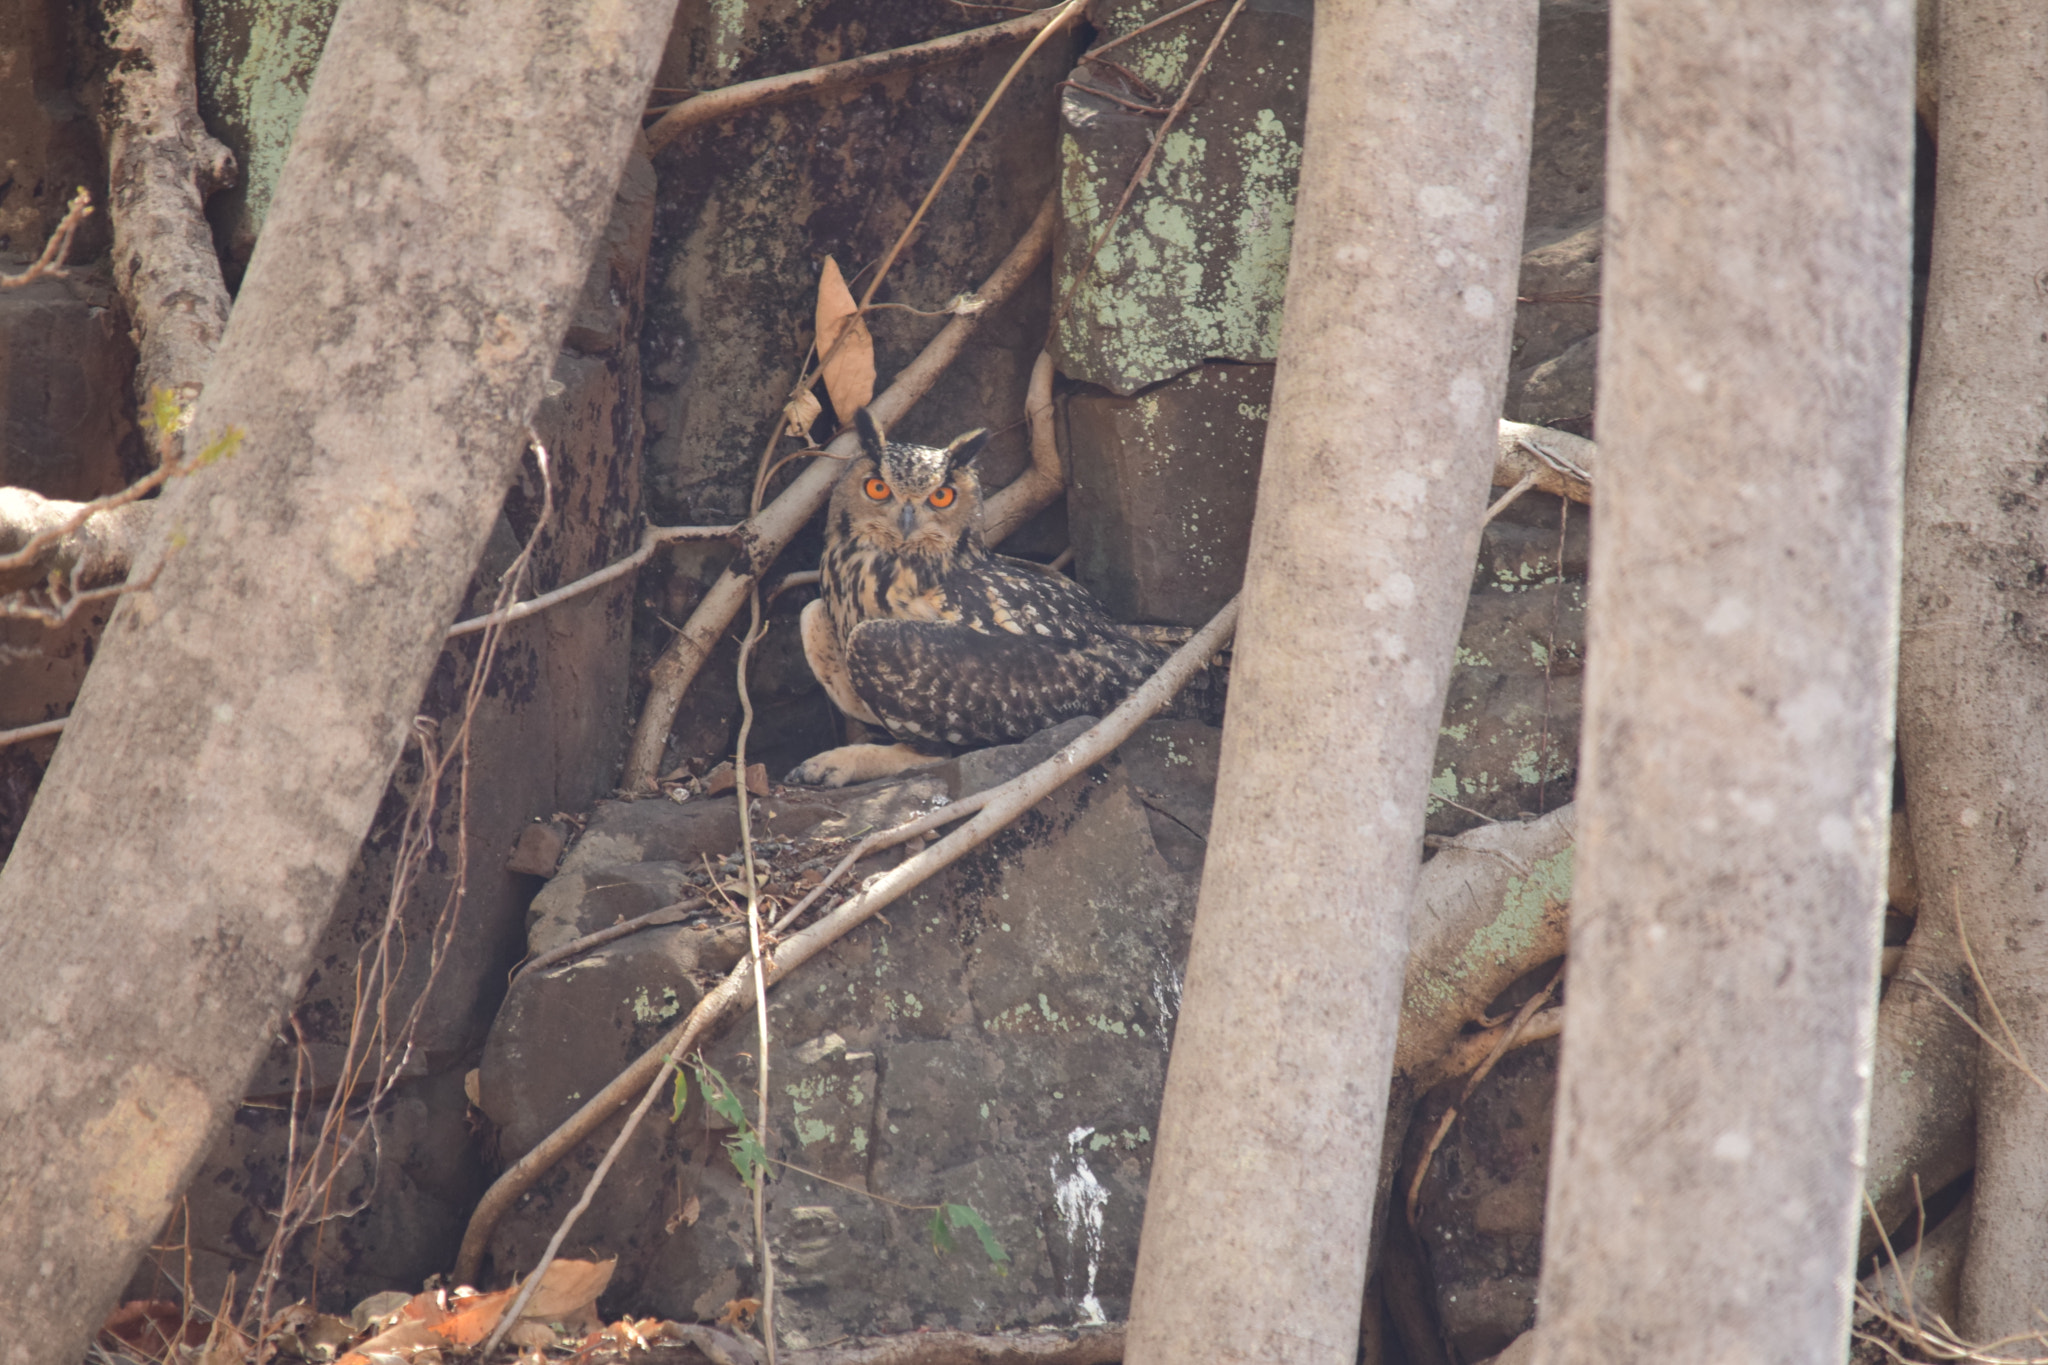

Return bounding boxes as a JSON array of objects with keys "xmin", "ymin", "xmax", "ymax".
[{"xmin": 898, "ymin": 500, "xmax": 918, "ymax": 537}]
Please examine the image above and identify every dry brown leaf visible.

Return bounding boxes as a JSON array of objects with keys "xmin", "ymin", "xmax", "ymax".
[
  {"xmin": 336, "ymin": 1319, "xmax": 457, "ymax": 1365},
  {"xmin": 100, "ymin": 1300, "xmax": 211, "ymax": 1354},
  {"xmin": 715, "ymin": 1297, "xmax": 761, "ymax": 1330},
  {"xmin": 430, "ymin": 1287, "xmax": 517, "ymax": 1348},
  {"xmin": 783, "ymin": 388, "xmax": 823, "ymax": 438},
  {"xmin": 518, "ymin": 1256, "xmax": 617, "ymax": 1321},
  {"xmin": 813, "ymin": 256, "xmax": 875, "ymax": 420},
  {"xmin": 667, "ymin": 1192, "xmax": 703, "ymax": 1234}
]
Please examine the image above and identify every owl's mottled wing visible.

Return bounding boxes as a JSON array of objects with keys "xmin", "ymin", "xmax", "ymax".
[{"xmin": 844, "ymin": 617, "xmax": 1168, "ymax": 747}]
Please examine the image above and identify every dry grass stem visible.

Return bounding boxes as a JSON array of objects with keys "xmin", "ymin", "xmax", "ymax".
[{"xmin": 1916, "ymin": 894, "xmax": 2048, "ymax": 1099}]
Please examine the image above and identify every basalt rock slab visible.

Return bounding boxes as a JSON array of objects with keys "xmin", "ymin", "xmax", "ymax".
[
  {"xmin": 1050, "ymin": 1, "xmax": 1308, "ymax": 395},
  {"xmin": 1062, "ymin": 362, "xmax": 1269, "ymax": 628},
  {"xmin": 473, "ymin": 719, "xmax": 1216, "ymax": 1338}
]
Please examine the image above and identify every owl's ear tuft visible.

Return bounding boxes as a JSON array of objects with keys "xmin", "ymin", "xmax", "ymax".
[
  {"xmin": 855, "ymin": 409, "xmax": 888, "ymax": 463},
  {"xmin": 945, "ymin": 429, "xmax": 990, "ymax": 470}
]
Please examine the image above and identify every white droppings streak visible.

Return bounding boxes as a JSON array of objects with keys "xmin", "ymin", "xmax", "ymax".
[{"xmin": 1054, "ymin": 1128, "xmax": 1110, "ymax": 1324}]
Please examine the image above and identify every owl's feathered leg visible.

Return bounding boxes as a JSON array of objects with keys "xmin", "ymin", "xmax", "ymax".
[
  {"xmin": 800, "ymin": 598, "xmax": 882, "ymax": 726},
  {"xmin": 786, "ymin": 741, "xmax": 943, "ymax": 788}
]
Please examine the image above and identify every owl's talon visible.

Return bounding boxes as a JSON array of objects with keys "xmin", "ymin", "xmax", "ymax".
[{"xmin": 786, "ymin": 742, "xmax": 943, "ymax": 789}]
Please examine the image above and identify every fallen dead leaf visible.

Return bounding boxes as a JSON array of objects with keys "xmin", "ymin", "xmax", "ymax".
[
  {"xmin": 715, "ymin": 1298, "xmax": 761, "ymax": 1331},
  {"xmin": 100, "ymin": 1300, "xmax": 210, "ymax": 1355},
  {"xmin": 813, "ymin": 256, "xmax": 875, "ymax": 420},
  {"xmin": 666, "ymin": 1192, "xmax": 702, "ymax": 1234},
  {"xmin": 518, "ymin": 1256, "xmax": 616, "ymax": 1321}
]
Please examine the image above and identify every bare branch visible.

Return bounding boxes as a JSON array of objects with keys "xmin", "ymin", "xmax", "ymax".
[
  {"xmin": 0, "ymin": 189, "xmax": 94, "ymax": 290},
  {"xmin": 0, "ymin": 490, "xmax": 155, "ymax": 595},
  {"xmin": 1494, "ymin": 420, "xmax": 1594, "ymax": 504},
  {"xmin": 445, "ymin": 521, "xmax": 739, "ymax": 638},
  {"xmin": 980, "ymin": 351, "xmax": 1066, "ymax": 545},
  {"xmin": 647, "ymin": 6, "xmax": 1072, "ymax": 155}
]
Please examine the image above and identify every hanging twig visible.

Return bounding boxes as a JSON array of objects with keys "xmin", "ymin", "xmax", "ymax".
[
  {"xmin": 445, "ymin": 521, "xmax": 739, "ymax": 638},
  {"xmin": 857, "ymin": 0, "xmax": 1086, "ymax": 313}
]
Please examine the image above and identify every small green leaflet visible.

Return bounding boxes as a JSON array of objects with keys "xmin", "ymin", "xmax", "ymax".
[
  {"xmin": 680, "ymin": 1059, "xmax": 770, "ymax": 1192},
  {"xmin": 927, "ymin": 1203, "xmax": 1008, "ymax": 1272}
]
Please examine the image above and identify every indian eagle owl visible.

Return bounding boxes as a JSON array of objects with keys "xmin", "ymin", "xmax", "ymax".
[{"xmin": 788, "ymin": 409, "xmax": 1216, "ymax": 787}]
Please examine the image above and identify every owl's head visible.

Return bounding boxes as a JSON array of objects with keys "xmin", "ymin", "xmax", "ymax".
[{"xmin": 830, "ymin": 409, "xmax": 991, "ymax": 552}]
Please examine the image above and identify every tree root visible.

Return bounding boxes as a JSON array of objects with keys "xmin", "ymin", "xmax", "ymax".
[
  {"xmin": 664, "ymin": 1322, "xmax": 1125, "ymax": 1365},
  {"xmin": 102, "ymin": 0, "xmax": 236, "ymax": 407}
]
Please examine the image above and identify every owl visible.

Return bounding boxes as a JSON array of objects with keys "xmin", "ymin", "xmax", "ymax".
[{"xmin": 787, "ymin": 409, "xmax": 1216, "ymax": 787}]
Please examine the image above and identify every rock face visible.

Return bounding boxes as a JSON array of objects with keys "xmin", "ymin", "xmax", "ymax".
[
  {"xmin": 1407, "ymin": 1041, "xmax": 1561, "ymax": 1361},
  {"xmin": 1049, "ymin": 0, "xmax": 1309, "ymax": 396},
  {"xmin": 0, "ymin": 0, "xmax": 107, "ymax": 260},
  {"xmin": 191, "ymin": 0, "xmax": 342, "ymax": 277},
  {"xmin": 1063, "ymin": 363, "xmax": 1269, "ymax": 628},
  {"xmin": 475, "ymin": 719, "xmax": 1219, "ymax": 1337}
]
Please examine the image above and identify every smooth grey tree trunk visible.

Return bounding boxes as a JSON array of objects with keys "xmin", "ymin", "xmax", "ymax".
[
  {"xmin": 1896, "ymin": 0, "xmax": 2048, "ymax": 1334},
  {"xmin": 1120, "ymin": 3, "xmax": 1538, "ymax": 1362},
  {"xmin": 0, "ymin": 0, "xmax": 677, "ymax": 1355},
  {"xmin": 1530, "ymin": 1, "xmax": 1913, "ymax": 1361}
]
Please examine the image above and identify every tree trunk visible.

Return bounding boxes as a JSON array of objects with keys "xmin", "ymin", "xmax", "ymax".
[
  {"xmin": 1529, "ymin": 1, "xmax": 1913, "ymax": 1360},
  {"xmin": 1895, "ymin": 0, "xmax": 2048, "ymax": 1333},
  {"xmin": 0, "ymin": 0, "xmax": 677, "ymax": 1354},
  {"xmin": 1120, "ymin": 2, "xmax": 1538, "ymax": 1361}
]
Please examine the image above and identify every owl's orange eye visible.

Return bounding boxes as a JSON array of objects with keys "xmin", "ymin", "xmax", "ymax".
[
  {"xmin": 863, "ymin": 477, "xmax": 891, "ymax": 501},
  {"xmin": 928, "ymin": 486, "xmax": 957, "ymax": 509}
]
